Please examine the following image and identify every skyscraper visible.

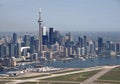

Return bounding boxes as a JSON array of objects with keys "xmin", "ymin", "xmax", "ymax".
[
  {"xmin": 83, "ymin": 36, "xmax": 87, "ymax": 47},
  {"xmin": 23, "ymin": 35, "xmax": 30, "ymax": 46},
  {"xmin": 14, "ymin": 43, "xmax": 21, "ymax": 58},
  {"xmin": 78, "ymin": 36, "xmax": 84, "ymax": 47},
  {"xmin": 53, "ymin": 31, "xmax": 61, "ymax": 44},
  {"xmin": 9, "ymin": 43, "xmax": 14, "ymax": 58},
  {"xmin": 98, "ymin": 37, "xmax": 103, "ymax": 54},
  {"xmin": 30, "ymin": 36, "xmax": 35, "ymax": 53},
  {"xmin": 42, "ymin": 26, "xmax": 47, "ymax": 36},
  {"xmin": 38, "ymin": 8, "xmax": 43, "ymax": 53},
  {"xmin": 13, "ymin": 33, "xmax": 17, "ymax": 44},
  {"xmin": 49, "ymin": 27, "xmax": 54, "ymax": 45},
  {"xmin": 43, "ymin": 35, "xmax": 48, "ymax": 45},
  {"xmin": 0, "ymin": 45, "xmax": 4, "ymax": 58},
  {"xmin": 42, "ymin": 26, "xmax": 48, "ymax": 45},
  {"xmin": 68, "ymin": 32, "xmax": 73, "ymax": 42},
  {"xmin": 83, "ymin": 36, "xmax": 87, "ymax": 55}
]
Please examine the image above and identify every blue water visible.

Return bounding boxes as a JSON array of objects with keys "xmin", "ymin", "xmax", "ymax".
[
  {"xmin": 42, "ymin": 56, "xmax": 120, "ymax": 68},
  {"xmin": 1, "ymin": 56, "xmax": 120, "ymax": 74}
]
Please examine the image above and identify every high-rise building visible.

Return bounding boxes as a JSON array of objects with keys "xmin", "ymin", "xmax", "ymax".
[
  {"xmin": 13, "ymin": 33, "xmax": 17, "ymax": 44},
  {"xmin": 81, "ymin": 47, "xmax": 85, "ymax": 56},
  {"xmin": 14, "ymin": 43, "xmax": 21, "ymax": 58},
  {"xmin": 0, "ymin": 45, "xmax": 4, "ymax": 58},
  {"xmin": 43, "ymin": 26, "xmax": 47, "ymax": 36},
  {"xmin": 83, "ymin": 36, "xmax": 87, "ymax": 47},
  {"xmin": 38, "ymin": 8, "xmax": 43, "ymax": 53},
  {"xmin": 30, "ymin": 36, "xmax": 35, "ymax": 45},
  {"xmin": 68, "ymin": 47, "xmax": 73, "ymax": 56},
  {"xmin": 77, "ymin": 47, "xmax": 81, "ymax": 57},
  {"xmin": 34, "ymin": 40, "xmax": 39, "ymax": 53},
  {"xmin": 42, "ymin": 26, "xmax": 48, "ymax": 45},
  {"xmin": 116, "ymin": 43, "xmax": 120, "ymax": 52},
  {"xmin": 68, "ymin": 32, "xmax": 73, "ymax": 42},
  {"xmin": 53, "ymin": 31, "xmax": 61, "ymax": 44},
  {"xmin": 3, "ymin": 44, "xmax": 9, "ymax": 57},
  {"xmin": 106, "ymin": 41, "xmax": 111, "ymax": 50},
  {"xmin": 89, "ymin": 41, "xmax": 95, "ymax": 54},
  {"xmin": 30, "ymin": 36, "xmax": 35, "ymax": 53},
  {"xmin": 83, "ymin": 36, "xmax": 87, "ymax": 55},
  {"xmin": 98, "ymin": 37, "xmax": 103, "ymax": 54},
  {"xmin": 14, "ymin": 44, "xmax": 17, "ymax": 58},
  {"xmin": 23, "ymin": 35, "xmax": 30, "ymax": 46},
  {"xmin": 17, "ymin": 43, "xmax": 21, "ymax": 58},
  {"xmin": 78, "ymin": 36, "xmax": 84, "ymax": 47},
  {"xmin": 49, "ymin": 27, "xmax": 54, "ymax": 45},
  {"xmin": 9, "ymin": 43, "xmax": 14, "ymax": 58},
  {"xmin": 43, "ymin": 35, "xmax": 48, "ymax": 45},
  {"xmin": 64, "ymin": 47, "xmax": 68, "ymax": 57}
]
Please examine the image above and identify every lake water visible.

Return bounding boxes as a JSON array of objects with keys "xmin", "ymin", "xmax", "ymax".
[
  {"xmin": 41, "ymin": 56, "xmax": 120, "ymax": 68},
  {"xmin": 1, "ymin": 56, "xmax": 120, "ymax": 74}
]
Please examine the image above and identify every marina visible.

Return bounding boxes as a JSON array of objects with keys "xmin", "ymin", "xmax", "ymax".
[{"xmin": 1, "ymin": 56, "xmax": 120, "ymax": 77}]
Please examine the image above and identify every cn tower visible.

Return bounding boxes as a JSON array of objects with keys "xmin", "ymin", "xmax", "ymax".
[{"xmin": 38, "ymin": 8, "xmax": 43, "ymax": 53}]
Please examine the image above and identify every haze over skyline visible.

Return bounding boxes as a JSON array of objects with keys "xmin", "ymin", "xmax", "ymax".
[{"xmin": 0, "ymin": 0, "xmax": 120, "ymax": 32}]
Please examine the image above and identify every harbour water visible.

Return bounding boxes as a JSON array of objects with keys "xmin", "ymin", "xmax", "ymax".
[
  {"xmin": 41, "ymin": 56, "xmax": 120, "ymax": 68},
  {"xmin": 1, "ymin": 56, "xmax": 120, "ymax": 74}
]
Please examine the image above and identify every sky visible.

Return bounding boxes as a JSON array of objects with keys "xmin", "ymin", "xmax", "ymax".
[{"xmin": 0, "ymin": 0, "xmax": 120, "ymax": 32}]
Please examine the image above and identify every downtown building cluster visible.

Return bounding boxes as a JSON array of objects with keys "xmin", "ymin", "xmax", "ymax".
[
  {"xmin": 0, "ymin": 31, "xmax": 120, "ymax": 67},
  {"xmin": 0, "ymin": 10, "xmax": 120, "ymax": 67}
]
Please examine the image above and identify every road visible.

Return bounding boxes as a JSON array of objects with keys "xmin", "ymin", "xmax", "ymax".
[{"xmin": 6, "ymin": 65, "xmax": 119, "ymax": 84}]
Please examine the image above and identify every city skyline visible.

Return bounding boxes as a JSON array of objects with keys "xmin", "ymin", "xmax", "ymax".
[{"xmin": 0, "ymin": 0, "xmax": 120, "ymax": 32}]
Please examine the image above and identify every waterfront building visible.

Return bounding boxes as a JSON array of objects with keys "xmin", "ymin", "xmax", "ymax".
[
  {"xmin": 77, "ymin": 47, "xmax": 81, "ymax": 57},
  {"xmin": 59, "ymin": 45, "xmax": 64, "ymax": 52},
  {"xmin": 89, "ymin": 41, "xmax": 95, "ymax": 54},
  {"xmin": 68, "ymin": 47, "xmax": 73, "ymax": 56},
  {"xmin": 81, "ymin": 47, "xmax": 85, "ymax": 56},
  {"xmin": 116, "ymin": 43, "xmax": 120, "ymax": 53},
  {"xmin": 3, "ymin": 57, "xmax": 11, "ymax": 67},
  {"xmin": 110, "ymin": 43, "xmax": 116, "ymax": 52},
  {"xmin": 64, "ymin": 47, "xmax": 68, "ymax": 57},
  {"xmin": 106, "ymin": 41, "xmax": 111, "ymax": 50},
  {"xmin": 46, "ymin": 52, "xmax": 53, "ymax": 60},
  {"xmin": 30, "ymin": 53, "xmax": 38, "ymax": 61},
  {"xmin": 10, "ymin": 57, "xmax": 16, "ymax": 67}
]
